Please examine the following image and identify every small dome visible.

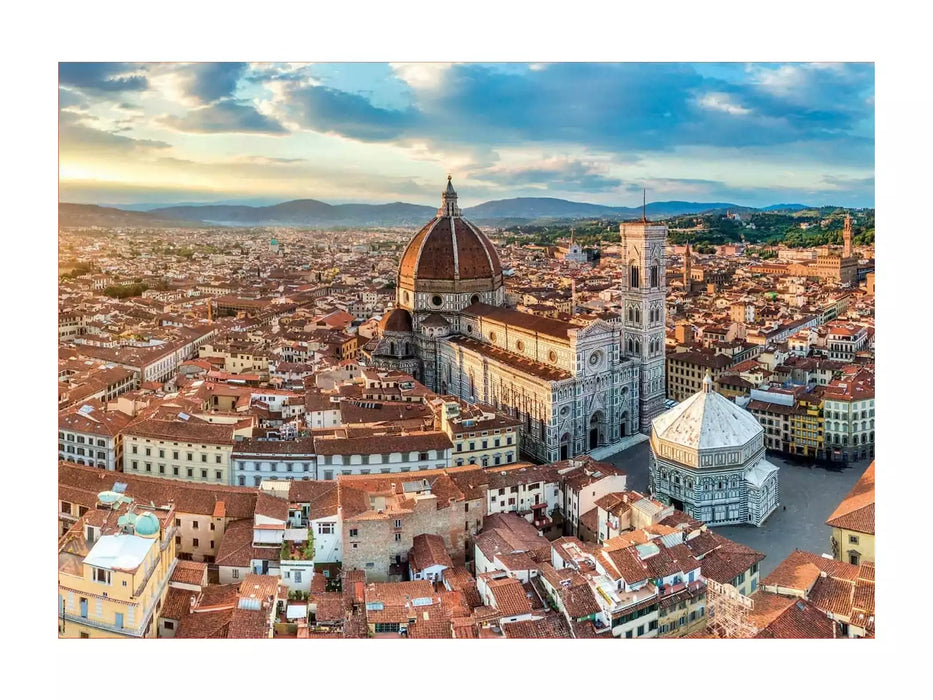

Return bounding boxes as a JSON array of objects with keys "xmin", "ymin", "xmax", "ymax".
[
  {"xmin": 97, "ymin": 491, "xmax": 120, "ymax": 504},
  {"xmin": 652, "ymin": 385, "xmax": 762, "ymax": 453},
  {"xmin": 420, "ymin": 312, "xmax": 450, "ymax": 328},
  {"xmin": 134, "ymin": 511, "xmax": 160, "ymax": 537},
  {"xmin": 379, "ymin": 308, "xmax": 414, "ymax": 333}
]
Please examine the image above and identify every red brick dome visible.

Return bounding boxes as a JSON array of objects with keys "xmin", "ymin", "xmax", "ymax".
[
  {"xmin": 379, "ymin": 308, "xmax": 414, "ymax": 333},
  {"xmin": 398, "ymin": 177, "xmax": 502, "ymax": 294}
]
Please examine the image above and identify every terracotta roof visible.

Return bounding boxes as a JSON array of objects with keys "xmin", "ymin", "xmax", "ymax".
[
  {"xmin": 289, "ymin": 480, "xmax": 339, "ymax": 521},
  {"xmin": 58, "ymin": 461, "xmax": 257, "ymax": 519},
  {"xmin": 175, "ymin": 607, "xmax": 234, "ymax": 638},
  {"xmin": 486, "ymin": 576, "xmax": 532, "ymax": 617},
  {"xmin": 825, "ymin": 461, "xmax": 874, "ymax": 535},
  {"xmin": 162, "ymin": 587, "xmax": 193, "ymax": 620},
  {"xmin": 171, "ymin": 560, "xmax": 207, "ymax": 586},
  {"xmin": 228, "ymin": 607, "xmax": 271, "ymax": 638},
  {"xmin": 214, "ymin": 518, "xmax": 254, "ymax": 567},
  {"xmin": 409, "ymin": 533, "xmax": 453, "ymax": 573},
  {"xmin": 502, "ymin": 614, "xmax": 572, "ymax": 639},
  {"xmin": 750, "ymin": 592, "xmax": 837, "ymax": 639},
  {"xmin": 124, "ymin": 417, "xmax": 236, "ymax": 444},
  {"xmin": 463, "ymin": 302, "xmax": 578, "ymax": 341}
]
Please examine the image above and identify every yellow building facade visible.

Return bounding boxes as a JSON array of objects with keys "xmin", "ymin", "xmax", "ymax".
[{"xmin": 58, "ymin": 494, "xmax": 177, "ymax": 638}]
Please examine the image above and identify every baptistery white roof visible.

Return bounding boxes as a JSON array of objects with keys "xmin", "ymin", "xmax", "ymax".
[{"xmin": 651, "ymin": 376, "xmax": 763, "ymax": 451}]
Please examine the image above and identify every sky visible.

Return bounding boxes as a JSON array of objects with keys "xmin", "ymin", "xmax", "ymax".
[{"xmin": 58, "ymin": 62, "xmax": 875, "ymax": 209}]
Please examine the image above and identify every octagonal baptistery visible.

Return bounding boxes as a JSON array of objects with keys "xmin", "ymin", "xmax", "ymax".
[
  {"xmin": 648, "ymin": 374, "xmax": 780, "ymax": 527},
  {"xmin": 396, "ymin": 177, "xmax": 505, "ymax": 323}
]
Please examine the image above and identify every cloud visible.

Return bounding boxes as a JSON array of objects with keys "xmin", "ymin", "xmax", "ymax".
[
  {"xmin": 59, "ymin": 88, "xmax": 88, "ymax": 110},
  {"xmin": 697, "ymin": 92, "xmax": 751, "ymax": 116},
  {"xmin": 284, "ymin": 84, "xmax": 417, "ymax": 141},
  {"xmin": 175, "ymin": 62, "xmax": 249, "ymax": 104},
  {"xmin": 158, "ymin": 99, "xmax": 288, "ymax": 134},
  {"xmin": 390, "ymin": 63, "xmax": 453, "ymax": 91},
  {"xmin": 262, "ymin": 63, "xmax": 872, "ymax": 167},
  {"xmin": 59, "ymin": 63, "xmax": 148, "ymax": 92},
  {"xmin": 470, "ymin": 158, "xmax": 622, "ymax": 192},
  {"xmin": 59, "ymin": 111, "xmax": 172, "ymax": 160}
]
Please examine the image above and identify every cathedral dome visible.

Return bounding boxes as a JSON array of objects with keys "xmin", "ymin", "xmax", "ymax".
[
  {"xmin": 651, "ymin": 373, "xmax": 762, "ymax": 454},
  {"xmin": 379, "ymin": 308, "xmax": 414, "ymax": 333},
  {"xmin": 398, "ymin": 177, "xmax": 502, "ymax": 295}
]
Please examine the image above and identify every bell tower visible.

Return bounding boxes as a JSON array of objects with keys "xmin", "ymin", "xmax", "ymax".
[
  {"xmin": 843, "ymin": 213, "xmax": 853, "ymax": 259},
  {"xmin": 620, "ymin": 211, "xmax": 668, "ymax": 434}
]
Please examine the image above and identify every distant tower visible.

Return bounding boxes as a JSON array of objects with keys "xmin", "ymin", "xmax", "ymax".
[
  {"xmin": 621, "ymin": 213, "xmax": 669, "ymax": 434},
  {"xmin": 843, "ymin": 214, "xmax": 853, "ymax": 258},
  {"xmin": 683, "ymin": 241, "xmax": 693, "ymax": 291},
  {"xmin": 207, "ymin": 301, "xmax": 213, "ymax": 323}
]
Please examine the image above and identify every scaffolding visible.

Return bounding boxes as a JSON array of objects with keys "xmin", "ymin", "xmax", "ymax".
[{"xmin": 705, "ymin": 579, "xmax": 757, "ymax": 639}]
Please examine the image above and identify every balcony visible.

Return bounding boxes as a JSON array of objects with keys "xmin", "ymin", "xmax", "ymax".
[{"xmin": 60, "ymin": 611, "xmax": 140, "ymax": 637}]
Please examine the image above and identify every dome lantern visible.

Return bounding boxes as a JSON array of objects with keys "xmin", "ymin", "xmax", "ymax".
[{"xmin": 437, "ymin": 175, "xmax": 462, "ymax": 217}]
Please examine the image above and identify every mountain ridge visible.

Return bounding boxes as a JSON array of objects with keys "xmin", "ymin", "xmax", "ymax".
[{"xmin": 59, "ymin": 197, "xmax": 826, "ymax": 228}]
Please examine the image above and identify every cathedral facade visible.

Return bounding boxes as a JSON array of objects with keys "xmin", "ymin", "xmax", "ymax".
[{"xmin": 369, "ymin": 178, "xmax": 667, "ymax": 462}]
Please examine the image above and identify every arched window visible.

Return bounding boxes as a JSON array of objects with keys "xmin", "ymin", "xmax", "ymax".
[
  {"xmin": 630, "ymin": 265, "xmax": 640, "ymax": 288},
  {"xmin": 650, "ymin": 263, "xmax": 659, "ymax": 288},
  {"xmin": 635, "ymin": 308, "xmax": 641, "ymax": 324},
  {"xmin": 389, "ymin": 342, "xmax": 396, "ymax": 355}
]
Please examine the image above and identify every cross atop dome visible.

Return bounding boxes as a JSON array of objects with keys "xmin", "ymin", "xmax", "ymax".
[{"xmin": 438, "ymin": 175, "xmax": 461, "ymax": 217}]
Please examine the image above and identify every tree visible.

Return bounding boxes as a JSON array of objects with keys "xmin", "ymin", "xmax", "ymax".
[{"xmin": 303, "ymin": 530, "xmax": 315, "ymax": 560}]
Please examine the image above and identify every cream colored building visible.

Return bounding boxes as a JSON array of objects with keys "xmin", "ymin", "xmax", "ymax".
[{"xmin": 123, "ymin": 418, "xmax": 236, "ymax": 485}]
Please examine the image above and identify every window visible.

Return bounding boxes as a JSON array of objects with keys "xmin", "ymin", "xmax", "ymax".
[
  {"xmin": 394, "ymin": 533, "xmax": 402, "ymax": 542},
  {"xmin": 232, "ymin": 569, "xmax": 239, "ymax": 579},
  {"xmin": 93, "ymin": 568, "xmax": 111, "ymax": 585},
  {"xmin": 187, "ymin": 453, "xmax": 193, "ymax": 461},
  {"xmin": 317, "ymin": 522, "xmax": 335, "ymax": 535},
  {"xmin": 173, "ymin": 451, "xmax": 179, "ymax": 460},
  {"xmin": 349, "ymin": 528, "xmax": 358, "ymax": 538},
  {"xmin": 200, "ymin": 469, "xmax": 207, "ymax": 479},
  {"xmin": 625, "ymin": 630, "xmax": 633, "ymax": 638},
  {"xmin": 173, "ymin": 467, "xmax": 180, "ymax": 476},
  {"xmin": 193, "ymin": 538, "xmax": 199, "ymax": 548},
  {"xmin": 395, "ymin": 519, "xmax": 402, "ymax": 529},
  {"xmin": 848, "ymin": 535, "xmax": 859, "ymax": 545},
  {"xmin": 187, "ymin": 468, "xmax": 193, "ymax": 478},
  {"xmin": 192, "ymin": 521, "xmax": 199, "ymax": 530},
  {"xmin": 164, "ymin": 620, "xmax": 175, "ymax": 630},
  {"xmin": 201, "ymin": 454, "xmax": 207, "ymax": 463}
]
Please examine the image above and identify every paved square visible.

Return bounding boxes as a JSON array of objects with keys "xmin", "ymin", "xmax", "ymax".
[{"xmin": 604, "ymin": 442, "xmax": 872, "ymax": 577}]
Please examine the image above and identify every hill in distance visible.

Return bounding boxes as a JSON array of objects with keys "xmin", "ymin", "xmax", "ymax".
[
  {"xmin": 58, "ymin": 203, "xmax": 206, "ymax": 228},
  {"xmin": 60, "ymin": 197, "xmax": 816, "ymax": 229}
]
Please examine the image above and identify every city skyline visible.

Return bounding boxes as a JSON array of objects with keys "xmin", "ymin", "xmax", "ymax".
[{"xmin": 59, "ymin": 62, "xmax": 875, "ymax": 209}]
